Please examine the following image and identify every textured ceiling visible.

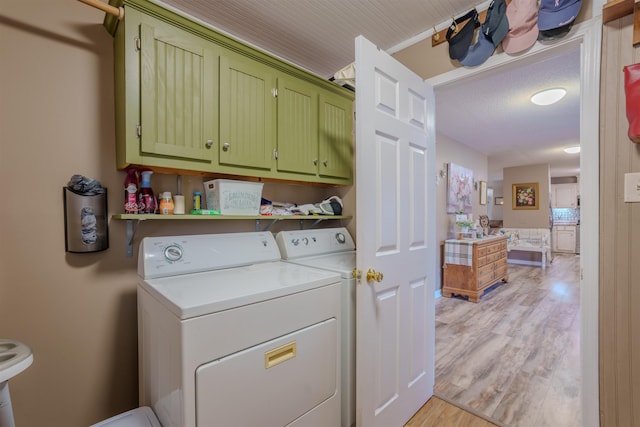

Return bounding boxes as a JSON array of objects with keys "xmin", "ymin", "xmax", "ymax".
[{"xmin": 153, "ymin": 0, "xmax": 582, "ymax": 181}]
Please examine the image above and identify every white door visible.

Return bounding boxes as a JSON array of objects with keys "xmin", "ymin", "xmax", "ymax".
[{"xmin": 354, "ymin": 36, "xmax": 436, "ymax": 427}]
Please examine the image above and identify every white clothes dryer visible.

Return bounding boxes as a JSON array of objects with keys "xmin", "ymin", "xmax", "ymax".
[
  {"xmin": 275, "ymin": 227, "xmax": 356, "ymax": 427},
  {"xmin": 134, "ymin": 231, "xmax": 342, "ymax": 427}
]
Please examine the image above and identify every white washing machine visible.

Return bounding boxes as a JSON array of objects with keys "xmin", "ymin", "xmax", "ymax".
[
  {"xmin": 275, "ymin": 227, "xmax": 356, "ymax": 427},
  {"xmin": 137, "ymin": 231, "xmax": 342, "ymax": 427}
]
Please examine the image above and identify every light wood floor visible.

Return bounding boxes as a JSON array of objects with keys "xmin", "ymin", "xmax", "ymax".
[
  {"xmin": 425, "ymin": 253, "xmax": 581, "ymax": 427},
  {"xmin": 406, "ymin": 396, "xmax": 498, "ymax": 426}
]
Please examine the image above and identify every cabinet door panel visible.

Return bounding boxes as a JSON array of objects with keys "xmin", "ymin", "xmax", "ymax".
[
  {"xmin": 219, "ymin": 54, "xmax": 275, "ymax": 171},
  {"xmin": 319, "ymin": 92, "xmax": 353, "ymax": 179},
  {"xmin": 140, "ymin": 21, "xmax": 215, "ymax": 162},
  {"xmin": 276, "ymin": 76, "xmax": 318, "ymax": 175}
]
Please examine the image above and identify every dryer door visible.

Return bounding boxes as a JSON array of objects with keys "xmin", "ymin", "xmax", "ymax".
[{"xmin": 195, "ymin": 318, "xmax": 338, "ymax": 426}]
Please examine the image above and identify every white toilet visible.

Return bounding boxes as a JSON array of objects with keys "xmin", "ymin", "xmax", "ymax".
[{"xmin": 89, "ymin": 407, "xmax": 161, "ymax": 427}]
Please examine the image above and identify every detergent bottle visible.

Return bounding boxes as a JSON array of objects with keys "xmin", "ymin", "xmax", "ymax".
[
  {"xmin": 138, "ymin": 169, "xmax": 157, "ymax": 214},
  {"xmin": 123, "ymin": 167, "xmax": 139, "ymax": 214}
]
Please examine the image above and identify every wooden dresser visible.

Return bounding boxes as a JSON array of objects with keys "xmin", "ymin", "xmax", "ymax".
[{"xmin": 442, "ymin": 235, "xmax": 508, "ymax": 302}]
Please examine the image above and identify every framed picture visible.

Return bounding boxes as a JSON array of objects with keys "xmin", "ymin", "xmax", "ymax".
[
  {"xmin": 479, "ymin": 181, "xmax": 487, "ymax": 205},
  {"xmin": 512, "ymin": 182, "xmax": 540, "ymax": 210},
  {"xmin": 495, "ymin": 196, "xmax": 504, "ymax": 205},
  {"xmin": 446, "ymin": 163, "xmax": 474, "ymax": 213}
]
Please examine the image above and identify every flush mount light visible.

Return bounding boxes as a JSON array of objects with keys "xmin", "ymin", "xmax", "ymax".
[
  {"xmin": 530, "ymin": 88, "xmax": 567, "ymax": 106},
  {"xmin": 563, "ymin": 146, "xmax": 581, "ymax": 154}
]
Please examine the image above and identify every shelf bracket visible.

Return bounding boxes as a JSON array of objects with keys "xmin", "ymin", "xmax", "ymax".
[
  {"xmin": 300, "ymin": 218, "xmax": 325, "ymax": 229},
  {"xmin": 125, "ymin": 219, "xmax": 143, "ymax": 257},
  {"xmin": 256, "ymin": 218, "xmax": 280, "ymax": 232}
]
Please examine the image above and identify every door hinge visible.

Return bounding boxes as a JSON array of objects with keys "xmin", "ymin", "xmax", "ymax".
[
  {"xmin": 136, "ymin": 124, "xmax": 142, "ymax": 138},
  {"xmin": 273, "ymin": 149, "xmax": 278, "ymax": 160},
  {"xmin": 135, "ymin": 37, "xmax": 141, "ymax": 52}
]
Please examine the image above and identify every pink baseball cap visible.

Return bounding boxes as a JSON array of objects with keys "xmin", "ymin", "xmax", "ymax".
[{"xmin": 502, "ymin": 0, "xmax": 539, "ymax": 55}]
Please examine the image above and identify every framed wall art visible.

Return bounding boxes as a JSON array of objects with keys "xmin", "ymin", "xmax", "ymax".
[
  {"xmin": 495, "ymin": 196, "xmax": 504, "ymax": 205},
  {"xmin": 446, "ymin": 163, "xmax": 474, "ymax": 213},
  {"xmin": 479, "ymin": 181, "xmax": 487, "ymax": 205},
  {"xmin": 512, "ymin": 182, "xmax": 539, "ymax": 210}
]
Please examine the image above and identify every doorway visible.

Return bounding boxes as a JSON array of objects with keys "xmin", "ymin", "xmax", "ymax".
[{"xmin": 426, "ymin": 18, "xmax": 601, "ymax": 427}]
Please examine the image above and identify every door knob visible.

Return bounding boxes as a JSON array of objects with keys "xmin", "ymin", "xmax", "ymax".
[
  {"xmin": 366, "ymin": 268, "xmax": 383, "ymax": 283},
  {"xmin": 205, "ymin": 139, "xmax": 213, "ymax": 148},
  {"xmin": 222, "ymin": 142, "xmax": 230, "ymax": 151}
]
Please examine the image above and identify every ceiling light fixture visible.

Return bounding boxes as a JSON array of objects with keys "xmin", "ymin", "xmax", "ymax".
[
  {"xmin": 530, "ymin": 88, "xmax": 567, "ymax": 106},
  {"xmin": 563, "ymin": 146, "xmax": 580, "ymax": 154}
]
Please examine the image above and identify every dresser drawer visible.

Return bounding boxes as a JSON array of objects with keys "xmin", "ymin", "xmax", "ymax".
[
  {"xmin": 477, "ymin": 255, "xmax": 489, "ymax": 267},
  {"xmin": 485, "ymin": 243, "xmax": 502, "ymax": 254},
  {"xmin": 494, "ymin": 264, "xmax": 507, "ymax": 278},
  {"xmin": 487, "ymin": 252, "xmax": 503, "ymax": 263},
  {"xmin": 478, "ymin": 263, "xmax": 494, "ymax": 277}
]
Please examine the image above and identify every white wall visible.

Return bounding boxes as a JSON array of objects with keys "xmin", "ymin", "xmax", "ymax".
[{"xmin": 435, "ymin": 133, "xmax": 488, "ymax": 288}]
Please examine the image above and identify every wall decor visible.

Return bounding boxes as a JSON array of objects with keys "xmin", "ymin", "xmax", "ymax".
[
  {"xmin": 512, "ymin": 182, "xmax": 540, "ymax": 210},
  {"xmin": 479, "ymin": 181, "xmax": 487, "ymax": 205},
  {"xmin": 495, "ymin": 196, "xmax": 504, "ymax": 205},
  {"xmin": 446, "ymin": 163, "xmax": 474, "ymax": 213}
]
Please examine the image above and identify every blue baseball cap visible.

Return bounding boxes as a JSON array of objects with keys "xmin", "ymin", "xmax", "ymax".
[
  {"xmin": 538, "ymin": 0, "xmax": 582, "ymax": 31},
  {"xmin": 460, "ymin": 0, "xmax": 508, "ymax": 67}
]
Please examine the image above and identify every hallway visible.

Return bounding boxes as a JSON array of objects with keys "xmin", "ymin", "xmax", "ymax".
[{"xmin": 433, "ymin": 254, "xmax": 581, "ymax": 426}]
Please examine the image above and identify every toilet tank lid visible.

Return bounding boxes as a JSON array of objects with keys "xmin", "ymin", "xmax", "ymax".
[{"xmin": 89, "ymin": 407, "xmax": 161, "ymax": 427}]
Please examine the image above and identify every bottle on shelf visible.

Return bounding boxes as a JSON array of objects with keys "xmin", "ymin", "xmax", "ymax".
[
  {"xmin": 138, "ymin": 169, "xmax": 157, "ymax": 214},
  {"xmin": 159, "ymin": 192, "xmax": 174, "ymax": 215},
  {"xmin": 124, "ymin": 167, "xmax": 139, "ymax": 214}
]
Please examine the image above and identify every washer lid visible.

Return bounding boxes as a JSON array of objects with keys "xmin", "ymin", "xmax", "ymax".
[
  {"xmin": 140, "ymin": 261, "xmax": 341, "ymax": 319},
  {"xmin": 283, "ymin": 252, "xmax": 356, "ymax": 278}
]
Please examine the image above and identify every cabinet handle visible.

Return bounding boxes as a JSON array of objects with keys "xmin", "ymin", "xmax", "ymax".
[
  {"xmin": 222, "ymin": 142, "xmax": 230, "ymax": 151},
  {"xmin": 313, "ymin": 158, "xmax": 318, "ymax": 165},
  {"xmin": 205, "ymin": 139, "xmax": 213, "ymax": 148},
  {"xmin": 323, "ymin": 159, "xmax": 328, "ymax": 167}
]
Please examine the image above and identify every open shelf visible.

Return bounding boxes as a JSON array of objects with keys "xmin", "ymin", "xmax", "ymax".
[{"xmin": 112, "ymin": 214, "xmax": 352, "ymax": 256}]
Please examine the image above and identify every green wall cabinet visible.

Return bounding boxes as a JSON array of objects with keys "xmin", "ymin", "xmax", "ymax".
[
  {"xmin": 139, "ymin": 17, "xmax": 217, "ymax": 164},
  {"xmin": 219, "ymin": 52, "xmax": 276, "ymax": 173},
  {"xmin": 276, "ymin": 75, "xmax": 319, "ymax": 176},
  {"xmin": 319, "ymin": 92, "xmax": 353, "ymax": 180},
  {"xmin": 107, "ymin": 0, "xmax": 353, "ymax": 184}
]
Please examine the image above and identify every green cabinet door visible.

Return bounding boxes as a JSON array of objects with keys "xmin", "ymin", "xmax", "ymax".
[
  {"xmin": 219, "ymin": 53, "xmax": 276, "ymax": 171},
  {"xmin": 139, "ymin": 18, "xmax": 216, "ymax": 163},
  {"xmin": 319, "ymin": 92, "xmax": 353, "ymax": 180},
  {"xmin": 276, "ymin": 75, "xmax": 318, "ymax": 175}
]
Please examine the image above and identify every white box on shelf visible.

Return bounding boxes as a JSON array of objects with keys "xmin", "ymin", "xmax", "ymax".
[{"xmin": 203, "ymin": 179, "xmax": 263, "ymax": 215}]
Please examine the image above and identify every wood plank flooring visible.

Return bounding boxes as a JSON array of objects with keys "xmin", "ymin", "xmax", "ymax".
[
  {"xmin": 406, "ymin": 396, "xmax": 498, "ymax": 427},
  {"xmin": 424, "ymin": 253, "xmax": 581, "ymax": 427}
]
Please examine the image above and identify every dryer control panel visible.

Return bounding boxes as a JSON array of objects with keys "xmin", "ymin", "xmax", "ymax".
[
  {"xmin": 276, "ymin": 227, "xmax": 355, "ymax": 259},
  {"xmin": 138, "ymin": 231, "xmax": 281, "ymax": 279}
]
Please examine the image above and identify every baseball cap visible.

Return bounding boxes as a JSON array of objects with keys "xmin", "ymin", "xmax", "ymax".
[
  {"xmin": 483, "ymin": 0, "xmax": 509, "ymax": 47},
  {"xmin": 538, "ymin": 0, "xmax": 582, "ymax": 31},
  {"xmin": 538, "ymin": 21, "xmax": 574, "ymax": 40},
  {"xmin": 460, "ymin": 0, "xmax": 509, "ymax": 67},
  {"xmin": 502, "ymin": 0, "xmax": 539, "ymax": 55},
  {"xmin": 446, "ymin": 9, "xmax": 480, "ymax": 61}
]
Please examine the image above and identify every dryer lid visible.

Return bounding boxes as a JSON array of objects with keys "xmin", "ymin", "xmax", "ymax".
[{"xmin": 140, "ymin": 261, "xmax": 341, "ymax": 319}]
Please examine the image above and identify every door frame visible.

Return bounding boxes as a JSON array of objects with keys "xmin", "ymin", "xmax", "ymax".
[{"xmin": 426, "ymin": 17, "xmax": 602, "ymax": 427}]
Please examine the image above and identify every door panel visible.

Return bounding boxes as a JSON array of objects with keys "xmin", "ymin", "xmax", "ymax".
[
  {"xmin": 355, "ymin": 35, "xmax": 435, "ymax": 427},
  {"xmin": 219, "ymin": 53, "xmax": 275, "ymax": 170},
  {"xmin": 276, "ymin": 76, "xmax": 318, "ymax": 175},
  {"xmin": 140, "ymin": 20, "xmax": 215, "ymax": 162},
  {"xmin": 319, "ymin": 92, "xmax": 353, "ymax": 180}
]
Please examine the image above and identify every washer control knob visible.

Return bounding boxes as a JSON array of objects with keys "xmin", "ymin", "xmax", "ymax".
[
  {"xmin": 164, "ymin": 244, "xmax": 183, "ymax": 262},
  {"xmin": 302, "ymin": 237, "xmax": 309, "ymax": 245},
  {"xmin": 335, "ymin": 232, "xmax": 346, "ymax": 244}
]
